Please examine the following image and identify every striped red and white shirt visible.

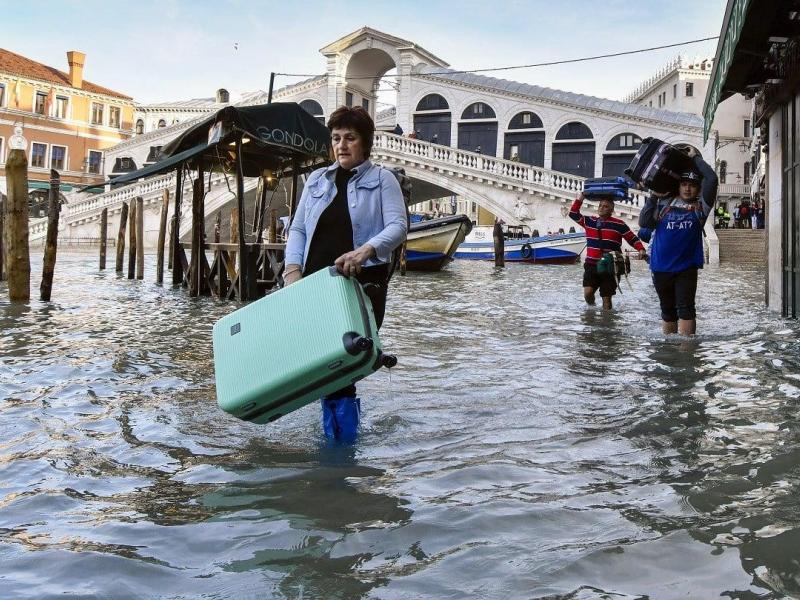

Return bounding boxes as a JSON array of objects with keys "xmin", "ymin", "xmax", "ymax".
[{"xmin": 569, "ymin": 199, "xmax": 644, "ymax": 264}]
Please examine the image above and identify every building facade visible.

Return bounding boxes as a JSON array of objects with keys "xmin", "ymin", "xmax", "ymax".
[
  {"xmin": 625, "ymin": 55, "xmax": 754, "ymax": 214},
  {"xmin": 0, "ymin": 48, "xmax": 135, "ymax": 211},
  {"xmin": 705, "ymin": 0, "xmax": 800, "ymax": 317}
]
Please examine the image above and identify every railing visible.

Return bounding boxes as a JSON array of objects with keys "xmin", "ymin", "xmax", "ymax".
[
  {"xmin": 373, "ymin": 132, "xmax": 649, "ymax": 206},
  {"xmin": 718, "ymin": 183, "xmax": 751, "ymax": 196}
]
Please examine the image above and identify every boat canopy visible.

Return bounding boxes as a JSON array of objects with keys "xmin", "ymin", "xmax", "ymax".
[{"xmin": 87, "ymin": 103, "xmax": 331, "ymax": 190}]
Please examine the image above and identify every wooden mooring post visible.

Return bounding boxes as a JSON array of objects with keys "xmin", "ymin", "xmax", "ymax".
[
  {"xmin": 6, "ymin": 148, "xmax": 30, "ymax": 301},
  {"xmin": 116, "ymin": 202, "xmax": 128, "ymax": 272},
  {"xmin": 229, "ymin": 206, "xmax": 239, "ymax": 266},
  {"xmin": 136, "ymin": 196, "xmax": 144, "ymax": 280},
  {"xmin": 172, "ymin": 168, "xmax": 184, "ymax": 285},
  {"xmin": 127, "ymin": 199, "xmax": 136, "ymax": 279},
  {"xmin": 156, "ymin": 190, "xmax": 169, "ymax": 283},
  {"xmin": 189, "ymin": 163, "xmax": 205, "ymax": 297},
  {"xmin": 493, "ymin": 219, "xmax": 505, "ymax": 268},
  {"xmin": 99, "ymin": 207, "xmax": 108, "ymax": 270},
  {"xmin": 399, "ymin": 242, "xmax": 407, "ymax": 276},
  {"xmin": 0, "ymin": 197, "xmax": 5, "ymax": 282},
  {"xmin": 39, "ymin": 169, "xmax": 61, "ymax": 301}
]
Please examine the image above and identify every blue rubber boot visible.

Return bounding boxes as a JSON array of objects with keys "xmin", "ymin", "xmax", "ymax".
[{"xmin": 321, "ymin": 397, "xmax": 361, "ymax": 443}]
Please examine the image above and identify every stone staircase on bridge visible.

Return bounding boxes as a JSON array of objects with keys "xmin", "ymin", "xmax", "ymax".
[{"xmin": 716, "ymin": 228, "xmax": 766, "ymax": 264}]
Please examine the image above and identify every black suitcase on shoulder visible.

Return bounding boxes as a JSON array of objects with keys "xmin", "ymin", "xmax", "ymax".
[{"xmin": 625, "ymin": 137, "xmax": 694, "ymax": 195}]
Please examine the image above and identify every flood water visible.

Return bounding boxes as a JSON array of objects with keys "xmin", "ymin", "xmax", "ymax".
[{"xmin": 1, "ymin": 252, "xmax": 799, "ymax": 599}]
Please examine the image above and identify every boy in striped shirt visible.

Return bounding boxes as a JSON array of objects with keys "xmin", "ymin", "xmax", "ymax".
[{"xmin": 570, "ymin": 193, "xmax": 646, "ymax": 309}]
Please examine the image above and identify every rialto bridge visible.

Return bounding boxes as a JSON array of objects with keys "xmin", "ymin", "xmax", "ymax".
[{"xmin": 29, "ymin": 27, "xmax": 719, "ymax": 261}]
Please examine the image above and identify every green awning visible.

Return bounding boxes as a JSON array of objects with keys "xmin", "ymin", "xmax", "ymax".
[
  {"xmin": 704, "ymin": 0, "xmax": 752, "ymax": 142},
  {"xmin": 28, "ymin": 181, "xmax": 74, "ymax": 192}
]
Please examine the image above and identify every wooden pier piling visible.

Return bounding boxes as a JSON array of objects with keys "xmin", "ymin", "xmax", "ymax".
[
  {"xmin": 5, "ymin": 149, "xmax": 30, "ymax": 301},
  {"xmin": 99, "ymin": 208, "xmax": 108, "ymax": 270},
  {"xmin": 136, "ymin": 196, "xmax": 144, "ymax": 280},
  {"xmin": 493, "ymin": 219, "xmax": 505, "ymax": 268},
  {"xmin": 171, "ymin": 168, "xmax": 184, "ymax": 285},
  {"xmin": 229, "ymin": 206, "xmax": 239, "ymax": 266},
  {"xmin": 156, "ymin": 190, "xmax": 169, "ymax": 283},
  {"xmin": 116, "ymin": 202, "xmax": 128, "ymax": 272},
  {"xmin": 127, "ymin": 199, "xmax": 136, "ymax": 279},
  {"xmin": 0, "ymin": 198, "xmax": 6, "ymax": 281},
  {"xmin": 39, "ymin": 170, "xmax": 61, "ymax": 301},
  {"xmin": 399, "ymin": 242, "xmax": 407, "ymax": 276},
  {"xmin": 268, "ymin": 209, "xmax": 277, "ymax": 244},
  {"xmin": 189, "ymin": 167, "xmax": 205, "ymax": 297}
]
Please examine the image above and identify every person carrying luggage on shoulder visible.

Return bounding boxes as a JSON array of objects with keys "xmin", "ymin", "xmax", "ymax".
[
  {"xmin": 638, "ymin": 148, "xmax": 718, "ymax": 336},
  {"xmin": 283, "ymin": 106, "xmax": 408, "ymax": 442},
  {"xmin": 569, "ymin": 193, "xmax": 646, "ymax": 310}
]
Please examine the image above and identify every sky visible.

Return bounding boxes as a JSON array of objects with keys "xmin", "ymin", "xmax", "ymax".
[{"xmin": 1, "ymin": 0, "xmax": 728, "ymax": 105}]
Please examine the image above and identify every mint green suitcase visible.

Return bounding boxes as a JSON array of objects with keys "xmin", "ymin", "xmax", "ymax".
[{"xmin": 212, "ymin": 267, "xmax": 396, "ymax": 424}]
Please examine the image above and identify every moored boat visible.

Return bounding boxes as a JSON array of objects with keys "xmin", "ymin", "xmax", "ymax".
[
  {"xmin": 454, "ymin": 226, "xmax": 586, "ymax": 263},
  {"xmin": 405, "ymin": 214, "xmax": 473, "ymax": 271}
]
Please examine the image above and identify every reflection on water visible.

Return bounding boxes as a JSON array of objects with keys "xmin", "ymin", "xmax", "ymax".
[{"xmin": 1, "ymin": 253, "xmax": 799, "ymax": 598}]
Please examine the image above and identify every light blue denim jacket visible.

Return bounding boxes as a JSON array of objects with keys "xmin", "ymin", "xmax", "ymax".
[{"xmin": 285, "ymin": 160, "xmax": 408, "ymax": 270}]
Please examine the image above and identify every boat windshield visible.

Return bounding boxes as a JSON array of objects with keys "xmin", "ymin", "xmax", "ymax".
[{"xmin": 504, "ymin": 225, "xmax": 531, "ymax": 240}]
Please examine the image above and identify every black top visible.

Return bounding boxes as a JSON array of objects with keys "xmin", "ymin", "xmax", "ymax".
[{"xmin": 303, "ymin": 167, "xmax": 355, "ymax": 276}]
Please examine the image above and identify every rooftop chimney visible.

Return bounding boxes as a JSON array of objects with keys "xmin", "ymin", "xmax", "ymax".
[{"xmin": 66, "ymin": 51, "xmax": 86, "ymax": 89}]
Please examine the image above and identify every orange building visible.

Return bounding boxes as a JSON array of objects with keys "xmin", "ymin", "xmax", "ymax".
[{"xmin": 0, "ymin": 48, "xmax": 135, "ymax": 201}]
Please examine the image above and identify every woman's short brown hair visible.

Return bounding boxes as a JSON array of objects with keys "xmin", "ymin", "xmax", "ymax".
[{"xmin": 327, "ymin": 106, "xmax": 375, "ymax": 158}]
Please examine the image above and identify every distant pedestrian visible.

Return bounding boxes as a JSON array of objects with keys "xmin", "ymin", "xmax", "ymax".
[{"xmin": 392, "ymin": 123, "xmax": 403, "ymax": 135}]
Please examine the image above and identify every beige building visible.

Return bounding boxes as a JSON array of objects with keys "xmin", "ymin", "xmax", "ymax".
[
  {"xmin": 0, "ymin": 48, "xmax": 135, "ymax": 211},
  {"xmin": 624, "ymin": 55, "xmax": 753, "ymax": 212}
]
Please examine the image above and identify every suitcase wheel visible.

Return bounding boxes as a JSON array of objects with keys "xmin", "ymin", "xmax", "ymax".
[{"xmin": 343, "ymin": 331, "xmax": 374, "ymax": 355}]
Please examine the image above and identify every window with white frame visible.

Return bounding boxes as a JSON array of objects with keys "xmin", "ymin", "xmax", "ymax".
[
  {"xmin": 55, "ymin": 96, "xmax": 68, "ymax": 119},
  {"xmin": 109, "ymin": 106, "xmax": 121, "ymax": 128},
  {"xmin": 34, "ymin": 91, "xmax": 47, "ymax": 115},
  {"xmin": 685, "ymin": 82, "xmax": 694, "ymax": 97},
  {"xmin": 0, "ymin": 136, "xmax": 4, "ymax": 163},
  {"xmin": 31, "ymin": 143, "xmax": 47, "ymax": 168},
  {"xmin": 0, "ymin": 83, "xmax": 5, "ymax": 107},
  {"xmin": 87, "ymin": 150, "xmax": 102, "ymax": 174},
  {"xmin": 744, "ymin": 119, "xmax": 751, "ymax": 138},
  {"xmin": 91, "ymin": 102, "xmax": 104, "ymax": 125},
  {"xmin": 744, "ymin": 162, "xmax": 751, "ymax": 184},
  {"xmin": 51, "ymin": 145, "xmax": 67, "ymax": 170},
  {"xmin": 673, "ymin": 84, "xmax": 677, "ymax": 99}
]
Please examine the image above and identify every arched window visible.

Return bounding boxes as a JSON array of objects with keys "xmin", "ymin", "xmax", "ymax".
[
  {"xmin": 414, "ymin": 95, "xmax": 451, "ymax": 145},
  {"xmin": 719, "ymin": 160, "xmax": 727, "ymax": 184},
  {"xmin": 605, "ymin": 133, "xmax": 642, "ymax": 150},
  {"xmin": 416, "ymin": 94, "xmax": 449, "ymax": 112},
  {"xmin": 602, "ymin": 133, "xmax": 642, "ymax": 179},
  {"xmin": 157, "ymin": 119, "xmax": 166, "ymax": 128},
  {"xmin": 135, "ymin": 119, "xmax": 144, "ymax": 135},
  {"xmin": 555, "ymin": 122, "xmax": 593, "ymax": 140},
  {"xmin": 461, "ymin": 102, "xmax": 496, "ymax": 120},
  {"xmin": 299, "ymin": 99, "xmax": 325, "ymax": 123},
  {"xmin": 552, "ymin": 122, "xmax": 595, "ymax": 178},
  {"xmin": 508, "ymin": 111, "xmax": 543, "ymax": 129}
]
